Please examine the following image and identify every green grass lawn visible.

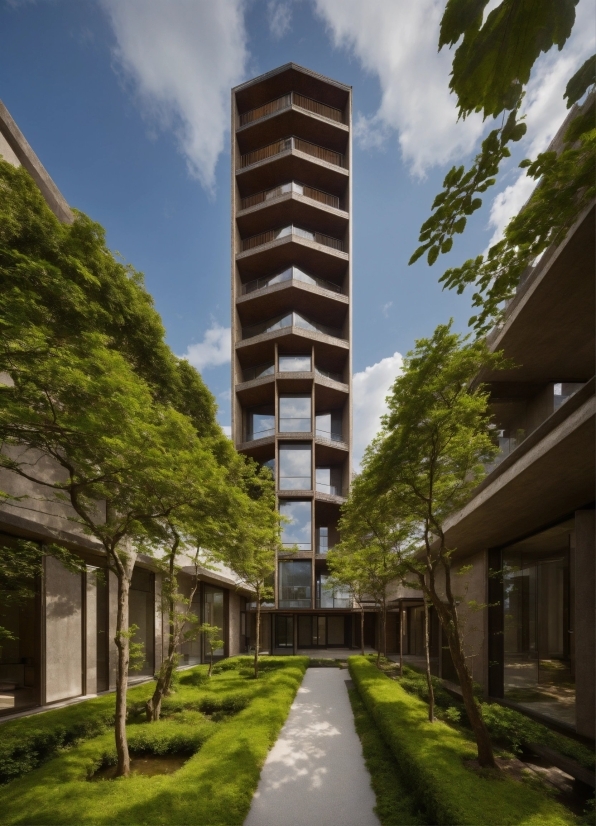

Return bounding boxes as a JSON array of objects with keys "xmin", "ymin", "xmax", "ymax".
[
  {"xmin": 0, "ymin": 656, "xmax": 307, "ymax": 825},
  {"xmin": 349, "ymin": 656, "xmax": 577, "ymax": 826}
]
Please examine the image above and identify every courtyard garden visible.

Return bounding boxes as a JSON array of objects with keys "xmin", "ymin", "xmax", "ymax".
[{"xmin": 0, "ymin": 657, "xmax": 307, "ymax": 825}]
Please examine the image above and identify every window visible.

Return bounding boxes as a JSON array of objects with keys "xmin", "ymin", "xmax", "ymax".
[
  {"xmin": 279, "ymin": 561, "xmax": 311, "ymax": 609},
  {"xmin": 203, "ymin": 586, "xmax": 225, "ymax": 658},
  {"xmin": 315, "ymin": 411, "xmax": 342, "ymax": 442},
  {"xmin": 279, "ymin": 500, "xmax": 311, "ymax": 550},
  {"xmin": 279, "ymin": 444, "xmax": 311, "ymax": 490},
  {"xmin": 316, "ymin": 574, "xmax": 351, "ymax": 609},
  {"xmin": 316, "ymin": 467, "xmax": 342, "ymax": 495},
  {"xmin": 262, "ymin": 458, "xmax": 275, "ymax": 479},
  {"xmin": 129, "ymin": 567, "xmax": 155, "ymax": 677},
  {"xmin": 279, "ymin": 395, "xmax": 311, "ymax": 432},
  {"xmin": 279, "ymin": 355, "xmax": 311, "ymax": 372},
  {"xmin": 246, "ymin": 405, "xmax": 275, "ymax": 441},
  {"xmin": 316, "ymin": 527, "xmax": 329, "ymax": 555},
  {"xmin": 502, "ymin": 521, "xmax": 574, "ymax": 727}
]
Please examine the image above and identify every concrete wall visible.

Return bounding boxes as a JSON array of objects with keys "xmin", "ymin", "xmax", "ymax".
[
  {"xmin": 85, "ymin": 568, "xmax": 97, "ymax": 695},
  {"xmin": 432, "ymin": 550, "xmax": 489, "ymax": 690},
  {"xmin": 44, "ymin": 556, "xmax": 83, "ymax": 703},
  {"xmin": 228, "ymin": 590, "xmax": 242, "ymax": 656},
  {"xmin": 0, "ymin": 131, "xmax": 20, "ymax": 167},
  {"xmin": 574, "ymin": 509, "xmax": 595, "ymax": 738}
]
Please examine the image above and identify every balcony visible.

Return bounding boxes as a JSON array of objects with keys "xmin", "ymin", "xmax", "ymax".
[
  {"xmin": 240, "ymin": 181, "xmax": 341, "ymax": 212},
  {"xmin": 239, "ymin": 91, "xmax": 344, "ymax": 127},
  {"xmin": 242, "ymin": 362, "xmax": 275, "ymax": 382},
  {"xmin": 242, "ymin": 311, "xmax": 345, "ymax": 342},
  {"xmin": 316, "ymin": 467, "xmax": 342, "ymax": 496},
  {"xmin": 240, "ymin": 136, "xmax": 344, "ymax": 170},
  {"xmin": 315, "ymin": 366, "xmax": 344, "ymax": 384},
  {"xmin": 242, "ymin": 224, "xmax": 343, "ymax": 254},
  {"xmin": 242, "ymin": 266, "xmax": 342, "ymax": 296}
]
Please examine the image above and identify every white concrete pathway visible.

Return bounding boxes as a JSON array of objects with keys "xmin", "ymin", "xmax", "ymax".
[{"xmin": 244, "ymin": 667, "xmax": 380, "ymax": 826}]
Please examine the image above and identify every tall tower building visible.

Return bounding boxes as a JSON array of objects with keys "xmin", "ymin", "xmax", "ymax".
[{"xmin": 231, "ymin": 64, "xmax": 353, "ymax": 652}]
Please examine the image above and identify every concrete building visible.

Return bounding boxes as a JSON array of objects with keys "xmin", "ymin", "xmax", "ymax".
[
  {"xmin": 230, "ymin": 64, "xmax": 360, "ymax": 652},
  {"xmin": 390, "ymin": 100, "xmax": 595, "ymax": 740},
  {"xmin": 0, "ymin": 102, "xmax": 250, "ymax": 719}
]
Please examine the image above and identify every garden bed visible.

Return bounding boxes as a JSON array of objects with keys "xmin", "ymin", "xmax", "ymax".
[
  {"xmin": 349, "ymin": 656, "xmax": 577, "ymax": 826},
  {"xmin": 0, "ymin": 656, "xmax": 307, "ymax": 825}
]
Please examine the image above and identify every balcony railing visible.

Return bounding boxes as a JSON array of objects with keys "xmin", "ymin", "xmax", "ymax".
[
  {"xmin": 239, "ymin": 91, "xmax": 344, "ymax": 126},
  {"xmin": 242, "ymin": 266, "xmax": 342, "ymax": 296},
  {"xmin": 241, "ymin": 224, "xmax": 343, "ymax": 253},
  {"xmin": 315, "ymin": 366, "xmax": 344, "ymax": 383},
  {"xmin": 315, "ymin": 427, "xmax": 344, "ymax": 443},
  {"xmin": 240, "ymin": 181, "xmax": 340, "ymax": 211},
  {"xmin": 242, "ymin": 311, "xmax": 345, "ymax": 341},
  {"xmin": 240, "ymin": 136, "xmax": 344, "ymax": 169},
  {"xmin": 242, "ymin": 362, "xmax": 275, "ymax": 382}
]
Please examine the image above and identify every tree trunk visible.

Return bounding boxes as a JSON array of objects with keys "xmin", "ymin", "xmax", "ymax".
[
  {"xmin": 113, "ymin": 552, "xmax": 136, "ymax": 778},
  {"xmin": 146, "ymin": 548, "xmax": 198, "ymax": 721},
  {"xmin": 399, "ymin": 604, "xmax": 403, "ymax": 677},
  {"xmin": 360, "ymin": 606, "xmax": 365, "ymax": 656},
  {"xmin": 423, "ymin": 596, "xmax": 435, "ymax": 722},
  {"xmin": 421, "ymin": 560, "xmax": 496, "ymax": 768},
  {"xmin": 254, "ymin": 589, "xmax": 261, "ymax": 679}
]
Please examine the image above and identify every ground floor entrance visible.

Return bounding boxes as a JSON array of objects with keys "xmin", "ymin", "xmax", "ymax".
[{"xmin": 248, "ymin": 612, "xmax": 357, "ymax": 652}]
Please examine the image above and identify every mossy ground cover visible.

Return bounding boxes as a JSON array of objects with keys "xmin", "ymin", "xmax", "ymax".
[
  {"xmin": 349, "ymin": 656, "xmax": 577, "ymax": 826},
  {"xmin": 381, "ymin": 660, "xmax": 594, "ymax": 772},
  {"xmin": 0, "ymin": 656, "xmax": 307, "ymax": 825}
]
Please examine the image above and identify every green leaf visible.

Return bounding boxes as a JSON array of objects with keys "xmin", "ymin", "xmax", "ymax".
[
  {"xmin": 441, "ymin": 238, "xmax": 454, "ymax": 254},
  {"xmin": 439, "ymin": 0, "xmax": 489, "ymax": 49},
  {"xmin": 564, "ymin": 54, "xmax": 596, "ymax": 107},
  {"xmin": 427, "ymin": 246, "xmax": 440, "ymax": 266},
  {"xmin": 409, "ymin": 246, "xmax": 427, "ymax": 266}
]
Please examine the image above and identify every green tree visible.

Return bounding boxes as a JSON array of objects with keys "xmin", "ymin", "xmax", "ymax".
[
  {"xmin": 410, "ymin": 3, "xmax": 595, "ymax": 333},
  {"xmin": 199, "ymin": 624, "xmax": 225, "ymax": 678},
  {"xmin": 326, "ymin": 541, "xmax": 370, "ymax": 656},
  {"xmin": 0, "ymin": 333, "xmax": 208, "ymax": 776},
  {"xmin": 224, "ymin": 467, "xmax": 280, "ymax": 679},
  {"xmin": 331, "ymin": 479, "xmax": 408, "ymax": 666},
  {"xmin": 363, "ymin": 322, "xmax": 503, "ymax": 767}
]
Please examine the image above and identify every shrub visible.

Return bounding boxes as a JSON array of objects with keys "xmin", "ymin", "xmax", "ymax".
[{"xmin": 349, "ymin": 656, "xmax": 575, "ymax": 826}]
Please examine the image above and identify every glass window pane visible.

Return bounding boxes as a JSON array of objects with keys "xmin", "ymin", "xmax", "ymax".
[
  {"xmin": 247, "ymin": 405, "xmax": 275, "ymax": 441},
  {"xmin": 279, "ymin": 395, "xmax": 311, "ymax": 432},
  {"xmin": 279, "ymin": 500, "xmax": 311, "ymax": 550},
  {"xmin": 279, "ymin": 444, "xmax": 311, "ymax": 489},
  {"xmin": 279, "ymin": 560, "xmax": 311, "ymax": 608},
  {"xmin": 203, "ymin": 586, "xmax": 224, "ymax": 657},
  {"xmin": 328, "ymin": 616, "xmax": 345, "ymax": 645},
  {"xmin": 279, "ymin": 355, "xmax": 312, "ymax": 372},
  {"xmin": 316, "ymin": 467, "xmax": 342, "ymax": 495}
]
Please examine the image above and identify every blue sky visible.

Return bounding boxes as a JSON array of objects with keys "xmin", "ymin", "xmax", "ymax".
[{"xmin": 1, "ymin": 0, "xmax": 593, "ymax": 460}]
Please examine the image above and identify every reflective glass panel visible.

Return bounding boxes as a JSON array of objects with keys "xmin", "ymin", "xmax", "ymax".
[
  {"xmin": 279, "ymin": 500, "xmax": 311, "ymax": 550},
  {"xmin": 279, "ymin": 561, "xmax": 311, "ymax": 609},
  {"xmin": 279, "ymin": 395, "xmax": 311, "ymax": 432},
  {"xmin": 279, "ymin": 355, "xmax": 312, "ymax": 372},
  {"xmin": 279, "ymin": 444, "xmax": 311, "ymax": 490}
]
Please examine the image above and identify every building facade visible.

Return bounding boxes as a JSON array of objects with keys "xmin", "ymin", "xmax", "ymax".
[
  {"xmin": 0, "ymin": 102, "xmax": 249, "ymax": 719},
  {"xmin": 231, "ymin": 64, "xmax": 358, "ymax": 652},
  {"xmin": 390, "ymin": 99, "xmax": 595, "ymax": 740}
]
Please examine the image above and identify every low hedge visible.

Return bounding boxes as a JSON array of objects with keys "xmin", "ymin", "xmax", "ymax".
[
  {"xmin": 0, "ymin": 657, "xmax": 308, "ymax": 825},
  {"xmin": 0, "ymin": 679, "xmax": 157, "ymax": 784},
  {"xmin": 349, "ymin": 656, "xmax": 576, "ymax": 826}
]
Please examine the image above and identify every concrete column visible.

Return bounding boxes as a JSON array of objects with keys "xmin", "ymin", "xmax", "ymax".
[
  {"xmin": 86, "ymin": 567, "xmax": 98, "ymax": 695},
  {"xmin": 44, "ymin": 556, "xmax": 83, "ymax": 703},
  {"xmin": 574, "ymin": 509, "xmax": 595, "ymax": 738},
  {"xmin": 228, "ymin": 590, "xmax": 241, "ymax": 656}
]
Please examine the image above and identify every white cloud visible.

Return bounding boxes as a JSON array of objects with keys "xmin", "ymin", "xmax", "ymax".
[
  {"xmin": 382, "ymin": 301, "xmax": 392, "ymax": 318},
  {"xmin": 313, "ymin": 0, "xmax": 485, "ymax": 176},
  {"xmin": 181, "ymin": 323, "xmax": 231, "ymax": 372},
  {"xmin": 483, "ymin": 0, "xmax": 595, "ymax": 247},
  {"xmin": 268, "ymin": 0, "xmax": 292, "ymax": 39},
  {"xmin": 222, "ymin": 425, "xmax": 232, "ymax": 438},
  {"xmin": 100, "ymin": 0, "xmax": 249, "ymax": 193},
  {"xmin": 352, "ymin": 352, "xmax": 403, "ymax": 469}
]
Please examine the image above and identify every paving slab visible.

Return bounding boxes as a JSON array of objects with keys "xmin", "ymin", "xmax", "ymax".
[{"xmin": 244, "ymin": 667, "xmax": 380, "ymax": 826}]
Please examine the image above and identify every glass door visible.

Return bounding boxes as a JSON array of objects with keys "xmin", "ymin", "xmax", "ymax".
[{"xmin": 275, "ymin": 615, "xmax": 294, "ymax": 648}]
